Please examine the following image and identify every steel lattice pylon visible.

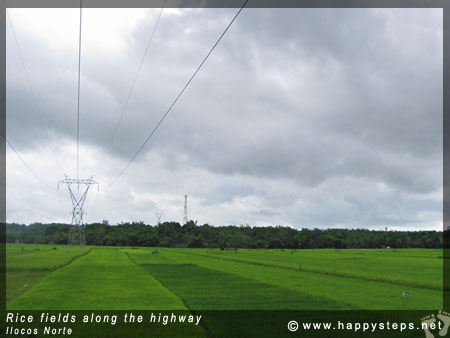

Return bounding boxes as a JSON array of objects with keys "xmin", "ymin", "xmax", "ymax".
[
  {"xmin": 183, "ymin": 194, "xmax": 188, "ymax": 225},
  {"xmin": 58, "ymin": 175, "xmax": 98, "ymax": 247}
]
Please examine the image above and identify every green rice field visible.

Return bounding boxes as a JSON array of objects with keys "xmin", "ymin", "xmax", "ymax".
[{"xmin": 6, "ymin": 244, "xmax": 443, "ymax": 310}]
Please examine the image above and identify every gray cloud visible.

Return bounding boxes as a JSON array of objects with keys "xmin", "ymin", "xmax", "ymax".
[{"xmin": 5, "ymin": 8, "xmax": 443, "ymax": 229}]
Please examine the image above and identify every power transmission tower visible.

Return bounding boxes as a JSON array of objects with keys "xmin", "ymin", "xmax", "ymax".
[
  {"xmin": 183, "ymin": 194, "xmax": 188, "ymax": 225},
  {"xmin": 58, "ymin": 175, "xmax": 99, "ymax": 248},
  {"xmin": 156, "ymin": 211, "xmax": 162, "ymax": 225}
]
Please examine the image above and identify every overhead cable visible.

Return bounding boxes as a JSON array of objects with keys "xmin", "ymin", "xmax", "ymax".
[
  {"xmin": 1, "ymin": 131, "xmax": 55, "ymax": 191},
  {"xmin": 98, "ymin": 3, "xmax": 167, "ymax": 176},
  {"xmin": 107, "ymin": 1, "xmax": 248, "ymax": 188}
]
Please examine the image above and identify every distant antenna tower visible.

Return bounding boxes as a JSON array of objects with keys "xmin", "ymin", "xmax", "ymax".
[
  {"xmin": 183, "ymin": 194, "xmax": 188, "ymax": 225},
  {"xmin": 156, "ymin": 211, "xmax": 163, "ymax": 225},
  {"xmin": 58, "ymin": 175, "xmax": 99, "ymax": 247}
]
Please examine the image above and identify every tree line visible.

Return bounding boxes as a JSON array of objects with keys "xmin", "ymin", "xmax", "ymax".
[{"xmin": 5, "ymin": 221, "xmax": 444, "ymax": 249}]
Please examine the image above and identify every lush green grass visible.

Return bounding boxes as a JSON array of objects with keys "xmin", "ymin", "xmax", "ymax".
[
  {"xmin": 140, "ymin": 263, "xmax": 348, "ymax": 309},
  {"xmin": 6, "ymin": 271, "xmax": 49, "ymax": 303},
  {"xmin": 7, "ymin": 248, "xmax": 187, "ymax": 310},
  {"xmin": 6, "ymin": 245, "xmax": 443, "ymax": 310},
  {"xmin": 7, "ymin": 243, "xmax": 59, "ymax": 253},
  {"xmin": 169, "ymin": 248, "xmax": 442, "ymax": 290},
  {"xmin": 6, "ymin": 244, "xmax": 91, "ymax": 303},
  {"xmin": 7, "ymin": 245, "xmax": 89, "ymax": 271},
  {"xmin": 126, "ymin": 248, "xmax": 442, "ymax": 310}
]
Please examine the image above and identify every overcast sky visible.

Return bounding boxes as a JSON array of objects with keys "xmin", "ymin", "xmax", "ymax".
[{"xmin": 5, "ymin": 7, "xmax": 443, "ymax": 230}]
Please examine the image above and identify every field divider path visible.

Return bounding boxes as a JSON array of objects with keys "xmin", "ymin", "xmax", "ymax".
[
  {"xmin": 171, "ymin": 249, "xmax": 443, "ymax": 291},
  {"xmin": 124, "ymin": 251, "xmax": 211, "ymax": 338}
]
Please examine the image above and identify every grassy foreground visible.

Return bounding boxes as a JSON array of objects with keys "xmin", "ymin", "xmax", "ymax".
[
  {"xmin": 7, "ymin": 246, "xmax": 186, "ymax": 309},
  {"xmin": 6, "ymin": 244, "xmax": 89, "ymax": 303},
  {"xmin": 6, "ymin": 244, "xmax": 443, "ymax": 310}
]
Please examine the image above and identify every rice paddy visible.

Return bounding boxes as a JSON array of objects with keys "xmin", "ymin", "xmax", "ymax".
[{"xmin": 6, "ymin": 244, "xmax": 443, "ymax": 310}]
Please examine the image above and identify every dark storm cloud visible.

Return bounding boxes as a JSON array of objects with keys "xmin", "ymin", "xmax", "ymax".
[{"xmin": 6, "ymin": 8, "xmax": 443, "ymax": 227}]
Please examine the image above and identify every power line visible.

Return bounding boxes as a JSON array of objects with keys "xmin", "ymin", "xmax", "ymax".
[
  {"xmin": 76, "ymin": 1, "xmax": 83, "ymax": 182},
  {"xmin": 6, "ymin": 9, "xmax": 55, "ymax": 191},
  {"xmin": 107, "ymin": 2, "xmax": 248, "ymax": 188},
  {"xmin": 96, "ymin": 5, "xmax": 166, "ymax": 176},
  {"xmin": 6, "ymin": 9, "xmax": 50, "ymax": 141},
  {"xmin": 1, "ymin": 131, "xmax": 55, "ymax": 191}
]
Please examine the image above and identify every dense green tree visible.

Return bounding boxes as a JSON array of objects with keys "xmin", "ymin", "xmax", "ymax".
[{"xmin": 5, "ymin": 222, "xmax": 445, "ymax": 249}]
